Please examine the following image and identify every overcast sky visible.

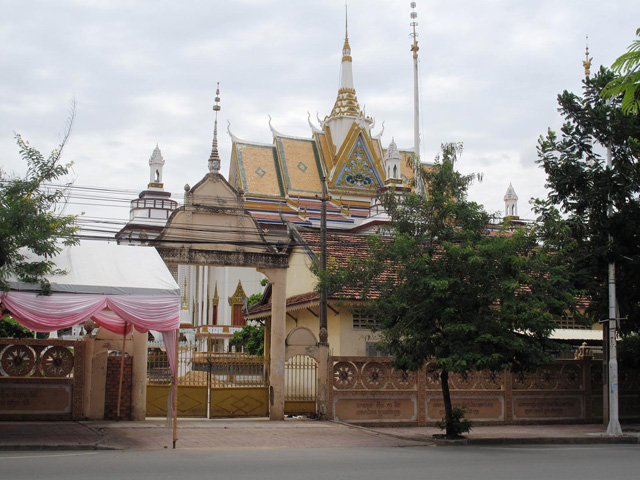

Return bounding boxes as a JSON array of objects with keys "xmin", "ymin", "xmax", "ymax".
[{"xmin": 1, "ymin": 0, "xmax": 638, "ymax": 230}]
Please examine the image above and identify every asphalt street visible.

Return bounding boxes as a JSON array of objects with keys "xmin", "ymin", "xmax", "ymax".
[{"xmin": 1, "ymin": 445, "xmax": 639, "ymax": 480}]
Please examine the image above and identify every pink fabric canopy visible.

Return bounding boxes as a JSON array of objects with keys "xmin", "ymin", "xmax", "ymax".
[{"xmin": 1, "ymin": 291, "xmax": 179, "ymax": 333}]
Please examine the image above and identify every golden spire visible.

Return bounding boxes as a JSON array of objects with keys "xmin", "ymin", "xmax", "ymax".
[
  {"xmin": 583, "ymin": 36, "xmax": 592, "ymax": 77},
  {"xmin": 342, "ymin": 2, "xmax": 351, "ymax": 61},
  {"xmin": 328, "ymin": 2, "xmax": 362, "ymax": 119}
]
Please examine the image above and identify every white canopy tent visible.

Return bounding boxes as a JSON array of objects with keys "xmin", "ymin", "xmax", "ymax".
[
  {"xmin": 0, "ymin": 241, "xmax": 181, "ymax": 444},
  {"xmin": 6, "ymin": 240, "xmax": 179, "ymax": 296}
]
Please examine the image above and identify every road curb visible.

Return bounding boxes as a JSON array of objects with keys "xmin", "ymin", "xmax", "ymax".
[
  {"xmin": 329, "ymin": 420, "xmax": 436, "ymax": 445},
  {"xmin": 331, "ymin": 421, "xmax": 640, "ymax": 447},
  {"xmin": 0, "ymin": 444, "xmax": 119, "ymax": 452},
  {"xmin": 465, "ymin": 436, "xmax": 640, "ymax": 446}
]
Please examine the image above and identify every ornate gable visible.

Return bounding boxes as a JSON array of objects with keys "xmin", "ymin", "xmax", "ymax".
[
  {"xmin": 228, "ymin": 280, "xmax": 247, "ymax": 306},
  {"xmin": 330, "ymin": 125, "xmax": 384, "ymax": 194}
]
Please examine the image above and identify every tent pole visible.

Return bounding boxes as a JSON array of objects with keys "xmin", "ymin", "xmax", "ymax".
[
  {"xmin": 172, "ymin": 328, "xmax": 179, "ymax": 448},
  {"xmin": 117, "ymin": 322, "xmax": 127, "ymax": 419}
]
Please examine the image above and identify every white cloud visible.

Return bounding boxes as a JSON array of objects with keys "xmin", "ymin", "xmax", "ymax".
[{"xmin": 1, "ymin": 0, "xmax": 639, "ymax": 228}]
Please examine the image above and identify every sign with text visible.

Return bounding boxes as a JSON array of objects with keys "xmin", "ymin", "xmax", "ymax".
[
  {"xmin": 513, "ymin": 396, "xmax": 582, "ymax": 420},
  {"xmin": 426, "ymin": 396, "xmax": 504, "ymax": 421},
  {"xmin": 0, "ymin": 384, "xmax": 72, "ymax": 414},
  {"xmin": 334, "ymin": 398, "xmax": 416, "ymax": 422}
]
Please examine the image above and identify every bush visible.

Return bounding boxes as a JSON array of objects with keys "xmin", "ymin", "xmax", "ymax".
[
  {"xmin": 434, "ymin": 406, "xmax": 473, "ymax": 438},
  {"xmin": 229, "ymin": 324, "xmax": 264, "ymax": 355}
]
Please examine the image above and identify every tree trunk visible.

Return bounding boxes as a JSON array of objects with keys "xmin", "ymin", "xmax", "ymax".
[{"xmin": 440, "ymin": 368, "xmax": 455, "ymax": 438}]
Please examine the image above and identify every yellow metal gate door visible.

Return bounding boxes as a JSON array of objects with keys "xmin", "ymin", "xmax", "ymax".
[
  {"xmin": 146, "ymin": 344, "xmax": 268, "ymax": 418},
  {"xmin": 208, "ymin": 353, "xmax": 269, "ymax": 417},
  {"xmin": 146, "ymin": 342, "xmax": 208, "ymax": 417}
]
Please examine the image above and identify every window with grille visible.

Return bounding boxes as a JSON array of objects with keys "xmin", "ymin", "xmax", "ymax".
[
  {"xmin": 352, "ymin": 309, "xmax": 378, "ymax": 330},
  {"xmin": 558, "ymin": 314, "xmax": 589, "ymax": 330}
]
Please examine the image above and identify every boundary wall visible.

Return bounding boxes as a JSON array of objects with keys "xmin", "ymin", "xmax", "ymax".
[{"xmin": 327, "ymin": 356, "xmax": 640, "ymax": 426}]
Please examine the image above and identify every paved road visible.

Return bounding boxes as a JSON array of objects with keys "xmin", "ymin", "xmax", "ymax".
[{"xmin": 1, "ymin": 445, "xmax": 639, "ymax": 480}]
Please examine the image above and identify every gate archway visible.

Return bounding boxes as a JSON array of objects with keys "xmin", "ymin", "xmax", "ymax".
[
  {"xmin": 284, "ymin": 327, "xmax": 329, "ymax": 417},
  {"xmin": 151, "ymin": 172, "xmax": 291, "ymax": 420}
]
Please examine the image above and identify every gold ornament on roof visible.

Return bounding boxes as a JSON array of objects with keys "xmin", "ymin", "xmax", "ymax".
[{"xmin": 583, "ymin": 36, "xmax": 592, "ymax": 77}]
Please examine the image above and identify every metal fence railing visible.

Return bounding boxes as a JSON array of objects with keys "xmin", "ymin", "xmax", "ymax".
[
  {"xmin": 147, "ymin": 341, "xmax": 266, "ymax": 387},
  {"xmin": 285, "ymin": 355, "xmax": 317, "ymax": 402}
]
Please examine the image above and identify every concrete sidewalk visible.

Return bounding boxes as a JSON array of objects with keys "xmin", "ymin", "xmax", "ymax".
[
  {"xmin": 366, "ymin": 422, "xmax": 640, "ymax": 446},
  {"xmin": 1, "ymin": 418, "xmax": 639, "ymax": 451}
]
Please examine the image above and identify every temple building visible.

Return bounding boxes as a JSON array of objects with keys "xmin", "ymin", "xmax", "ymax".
[
  {"xmin": 227, "ymin": 21, "xmax": 420, "ymax": 233},
  {"xmin": 116, "ymin": 11, "xmax": 427, "ymax": 354}
]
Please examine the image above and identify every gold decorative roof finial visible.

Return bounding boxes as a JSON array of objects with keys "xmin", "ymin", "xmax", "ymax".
[
  {"xmin": 342, "ymin": 1, "xmax": 351, "ymax": 61},
  {"xmin": 181, "ymin": 277, "xmax": 188, "ymax": 310},
  {"xmin": 583, "ymin": 35, "xmax": 592, "ymax": 78},
  {"xmin": 208, "ymin": 82, "xmax": 222, "ymax": 173}
]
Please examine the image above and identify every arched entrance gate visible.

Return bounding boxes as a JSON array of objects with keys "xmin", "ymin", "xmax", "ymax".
[
  {"xmin": 151, "ymin": 172, "xmax": 292, "ymax": 420},
  {"xmin": 284, "ymin": 327, "xmax": 329, "ymax": 416}
]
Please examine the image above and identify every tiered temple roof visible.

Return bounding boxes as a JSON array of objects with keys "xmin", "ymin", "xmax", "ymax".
[{"xmin": 227, "ymin": 18, "xmax": 416, "ymax": 232}]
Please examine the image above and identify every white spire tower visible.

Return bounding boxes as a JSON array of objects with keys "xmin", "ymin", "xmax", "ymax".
[
  {"xmin": 384, "ymin": 138, "xmax": 402, "ymax": 185},
  {"xmin": 504, "ymin": 182, "xmax": 518, "ymax": 218},
  {"xmin": 148, "ymin": 144, "xmax": 165, "ymax": 190}
]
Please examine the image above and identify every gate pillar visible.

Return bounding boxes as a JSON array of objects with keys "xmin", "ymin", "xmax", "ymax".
[
  {"xmin": 131, "ymin": 328, "xmax": 148, "ymax": 420},
  {"xmin": 316, "ymin": 343, "xmax": 330, "ymax": 418},
  {"xmin": 259, "ymin": 267, "xmax": 287, "ymax": 420}
]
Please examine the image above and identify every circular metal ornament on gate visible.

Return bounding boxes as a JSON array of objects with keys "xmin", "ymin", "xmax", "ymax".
[
  {"xmin": 1, "ymin": 345, "xmax": 36, "ymax": 377},
  {"xmin": 41, "ymin": 346, "xmax": 74, "ymax": 377}
]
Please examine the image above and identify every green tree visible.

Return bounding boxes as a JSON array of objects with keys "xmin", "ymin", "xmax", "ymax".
[
  {"xmin": 229, "ymin": 323, "xmax": 265, "ymax": 356},
  {"xmin": 537, "ymin": 67, "xmax": 640, "ymax": 333},
  {"xmin": 602, "ymin": 28, "xmax": 640, "ymax": 115},
  {"xmin": 0, "ymin": 117, "xmax": 78, "ymax": 293},
  {"xmin": 0, "ymin": 315, "xmax": 48, "ymax": 339},
  {"xmin": 319, "ymin": 144, "xmax": 575, "ymax": 438}
]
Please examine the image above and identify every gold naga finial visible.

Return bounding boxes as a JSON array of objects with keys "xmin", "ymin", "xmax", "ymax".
[{"xmin": 583, "ymin": 35, "xmax": 593, "ymax": 77}]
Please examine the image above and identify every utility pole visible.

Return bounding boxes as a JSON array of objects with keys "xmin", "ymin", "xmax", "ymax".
[
  {"xmin": 605, "ymin": 126, "xmax": 622, "ymax": 436},
  {"xmin": 582, "ymin": 41, "xmax": 620, "ymax": 434},
  {"xmin": 319, "ymin": 176, "xmax": 328, "ymax": 345}
]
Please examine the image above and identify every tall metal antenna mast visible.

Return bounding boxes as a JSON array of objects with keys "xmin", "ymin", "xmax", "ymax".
[{"xmin": 410, "ymin": 2, "xmax": 423, "ymax": 194}]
